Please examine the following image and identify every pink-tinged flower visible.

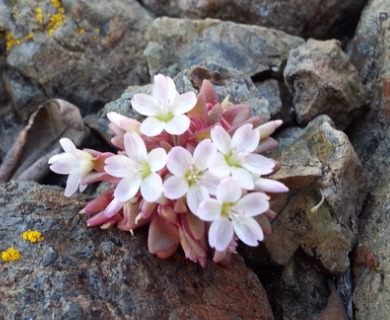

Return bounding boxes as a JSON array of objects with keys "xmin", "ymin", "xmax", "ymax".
[
  {"xmin": 196, "ymin": 178, "xmax": 269, "ymax": 251},
  {"xmin": 163, "ymin": 139, "xmax": 219, "ymax": 213},
  {"xmin": 131, "ymin": 74, "xmax": 197, "ymax": 136},
  {"xmin": 104, "ymin": 132, "xmax": 167, "ymax": 215},
  {"xmin": 48, "ymin": 138, "xmax": 94, "ymax": 197},
  {"xmin": 107, "ymin": 112, "xmax": 141, "ymax": 149},
  {"xmin": 254, "ymin": 178, "xmax": 289, "ymax": 193},
  {"xmin": 209, "ymin": 124, "xmax": 275, "ymax": 190}
]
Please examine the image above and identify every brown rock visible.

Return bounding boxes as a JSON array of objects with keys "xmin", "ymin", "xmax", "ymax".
[
  {"xmin": 0, "ymin": 181, "xmax": 274, "ymax": 320},
  {"xmin": 284, "ymin": 39, "xmax": 366, "ymax": 128}
]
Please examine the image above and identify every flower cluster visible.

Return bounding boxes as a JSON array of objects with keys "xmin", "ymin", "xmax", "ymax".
[{"xmin": 48, "ymin": 74, "xmax": 288, "ymax": 266}]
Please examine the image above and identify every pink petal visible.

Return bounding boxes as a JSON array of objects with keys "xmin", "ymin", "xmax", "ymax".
[
  {"xmin": 163, "ymin": 175, "xmax": 188, "ymax": 200},
  {"xmin": 231, "ymin": 215, "xmax": 264, "ymax": 246},
  {"xmin": 255, "ymin": 178, "xmax": 289, "ymax": 193},
  {"xmin": 208, "ymin": 218, "xmax": 234, "ymax": 251},
  {"xmin": 152, "ymin": 74, "xmax": 177, "ymax": 106},
  {"xmin": 124, "ymin": 132, "xmax": 147, "ymax": 163},
  {"xmin": 171, "ymin": 91, "xmax": 197, "ymax": 114},
  {"xmin": 166, "ymin": 147, "xmax": 192, "ymax": 176},
  {"xmin": 165, "ymin": 114, "xmax": 190, "ymax": 135},
  {"xmin": 231, "ymin": 123, "xmax": 259, "ymax": 153},
  {"xmin": 104, "ymin": 155, "xmax": 134, "ymax": 178},
  {"xmin": 104, "ymin": 197, "xmax": 125, "ymax": 218},
  {"xmin": 236, "ymin": 192, "xmax": 269, "ymax": 217},
  {"xmin": 196, "ymin": 199, "xmax": 221, "ymax": 221},
  {"xmin": 193, "ymin": 139, "xmax": 216, "ymax": 170},
  {"xmin": 140, "ymin": 117, "xmax": 165, "ymax": 137},
  {"xmin": 211, "ymin": 126, "xmax": 232, "ymax": 154},
  {"xmin": 140, "ymin": 172, "xmax": 163, "ymax": 202},
  {"xmin": 216, "ymin": 178, "xmax": 242, "ymax": 203},
  {"xmin": 187, "ymin": 185, "xmax": 209, "ymax": 214},
  {"xmin": 148, "ymin": 214, "xmax": 180, "ymax": 254},
  {"xmin": 231, "ymin": 167, "xmax": 254, "ymax": 190},
  {"xmin": 114, "ymin": 176, "xmax": 141, "ymax": 202},
  {"xmin": 242, "ymin": 154, "xmax": 275, "ymax": 175},
  {"xmin": 148, "ymin": 148, "xmax": 167, "ymax": 172},
  {"xmin": 131, "ymin": 93, "xmax": 161, "ymax": 116}
]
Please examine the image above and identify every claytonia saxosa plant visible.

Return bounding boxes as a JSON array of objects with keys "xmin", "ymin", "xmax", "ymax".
[{"xmin": 48, "ymin": 74, "xmax": 288, "ymax": 267}]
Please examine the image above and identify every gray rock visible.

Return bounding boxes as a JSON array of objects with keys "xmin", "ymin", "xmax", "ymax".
[
  {"xmin": 284, "ymin": 39, "xmax": 366, "ymax": 128},
  {"xmin": 142, "ymin": 0, "xmax": 366, "ymax": 39},
  {"xmin": 348, "ymin": 5, "xmax": 390, "ymax": 319},
  {"xmin": 260, "ymin": 115, "xmax": 367, "ymax": 274},
  {"xmin": 0, "ymin": 181, "xmax": 274, "ymax": 320},
  {"xmin": 1, "ymin": 0, "xmax": 152, "ymax": 117},
  {"xmin": 144, "ymin": 17, "xmax": 304, "ymax": 79},
  {"xmin": 255, "ymin": 79, "xmax": 283, "ymax": 117}
]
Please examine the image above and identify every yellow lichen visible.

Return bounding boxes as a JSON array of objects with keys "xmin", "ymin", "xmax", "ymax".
[
  {"xmin": 21, "ymin": 230, "xmax": 44, "ymax": 243},
  {"xmin": 5, "ymin": 31, "xmax": 33, "ymax": 51},
  {"xmin": 76, "ymin": 27, "xmax": 85, "ymax": 35},
  {"xmin": 1, "ymin": 248, "xmax": 21, "ymax": 262},
  {"xmin": 36, "ymin": 7, "xmax": 43, "ymax": 24},
  {"xmin": 51, "ymin": 0, "xmax": 62, "ymax": 8},
  {"xmin": 47, "ymin": 12, "xmax": 65, "ymax": 36}
]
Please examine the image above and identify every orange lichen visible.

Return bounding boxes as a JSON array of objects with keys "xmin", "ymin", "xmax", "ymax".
[{"xmin": 1, "ymin": 248, "xmax": 21, "ymax": 262}]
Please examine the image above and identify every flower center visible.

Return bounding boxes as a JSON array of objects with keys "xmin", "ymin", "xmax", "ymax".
[
  {"xmin": 139, "ymin": 162, "xmax": 152, "ymax": 179},
  {"xmin": 186, "ymin": 165, "xmax": 201, "ymax": 186},
  {"xmin": 224, "ymin": 150, "xmax": 242, "ymax": 168},
  {"xmin": 221, "ymin": 202, "xmax": 234, "ymax": 217},
  {"xmin": 156, "ymin": 111, "xmax": 174, "ymax": 122}
]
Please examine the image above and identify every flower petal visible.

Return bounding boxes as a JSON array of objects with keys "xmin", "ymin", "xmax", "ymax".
[
  {"xmin": 104, "ymin": 197, "xmax": 125, "ymax": 218},
  {"xmin": 200, "ymin": 172, "xmax": 220, "ymax": 195},
  {"xmin": 209, "ymin": 153, "xmax": 231, "ymax": 178},
  {"xmin": 141, "ymin": 172, "xmax": 163, "ymax": 202},
  {"xmin": 59, "ymin": 138, "xmax": 76, "ymax": 154},
  {"xmin": 231, "ymin": 215, "xmax": 264, "ymax": 246},
  {"xmin": 171, "ymin": 91, "xmax": 197, "ymax": 114},
  {"xmin": 153, "ymin": 74, "xmax": 177, "ymax": 106},
  {"xmin": 131, "ymin": 93, "xmax": 161, "ymax": 116},
  {"xmin": 236, "ymin": 192, "xmax": 269, "ymax": 216},
  {"xmin": 124, "ymin": 132, "xmax": 147, "ymax": 163},
  {"xmin": 255, "ymin": 178, "xmax": 289, "ymax": 193},
  {"xmin": 163, "ymin": 175, "xmax": 188, "ymax": 199},
  {"xmin": 187, "ymin": 185, "xmax": 210, "ymax": 213},
  {"xmin": 216, "ymin": 178, "xmax": 242, "ymax": 203},
  {"xmin": 104, "ymin": 155, "xmax": 134, "ymax": 178},
  {"xmin": 49, "ymin": 154, "xmax": 77, "ymax": 174},
  {"xmin": 196, "ymin": 199, "xmax": 221, "ymax": 221},
  {"xmin": 166, "ymin": 147, "xmax": 192, "ymax": 176},
  {"xmin": 165, "ymin": 114, "xmax": 190, "ymax": 135},
  {"xmin": 148, "ymin": 148, "xmax": 167, "ymax": 172},
  {"xmin": 140, "ymin": 117, "xmax": 165, "ymax": 137},
  {"xmin": 64, "ymin": 171, "xmax": 80, "ymax": 197},
  {"xmin": 193, "ymin": 139, "xmax": 216, "ymax": 170},
  {"xmin": 231, "ymin": 124, "xmax": 259, "ymax": 153},
  {"xmin": 231, "ymin": 167, "xmax": 254, "ymax": 190},
  {"xmin": 208, "ymin": 218, "xmax": 234, "ymax": 251},
  {"xmin": 242, "ymin": 154, "xmax": 275, "ymax": 175},
  {"xmin": 114, "ymin": 176, "xmax": 141, "ymax": 202},
  {"xmin": 211, "ymin": 126, "xmax": 232, "ymax": 154}
]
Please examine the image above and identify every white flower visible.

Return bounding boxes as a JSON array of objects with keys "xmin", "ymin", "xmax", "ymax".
[
  {"xmin": 48, "ymin": 138, "xmax": 94, "ymax": 197},
  {"xmin": 131, "ymin": 74, "xmax": 197, "ymax": 136},
  {"xmin": 209, "ymin": 124, "xmax": 275, "ymax": 190},
  {"xmin": 163, "ymin": 139, "xmax": 219, "ymax": 213},
  {"xmin": 104, "ymin": 132, "xmax": 167, "ymax": 205},
  {"xmin": 196, "ymin": 178, "xmax": 269, "ymax": 251}
]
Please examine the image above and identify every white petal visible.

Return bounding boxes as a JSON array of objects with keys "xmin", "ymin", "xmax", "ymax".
[
  {"xmin": 141, "ymin": 172, "xmax": 163, "ymax": 202},
  {"xmin": 187, "ymin": 186, "xmax": 210, "ymax": 214},
  {"xmin": 255, "ymin": 178, "xmax": 289, "ymax": 193},
  {"xmin": 153, "ymin": 74, "xmax": 177, "ymax": 106},
  {"xmin": 124, "ymin": 132, "xmax": 147, "ymax": 163},
  {"xmin": 232, "ymin": 167, "xmax": 254, "ymax": 190},
  {"xmin": 231, "ymin": 215, "xmax": 264, "ymax": 246},
  {"xmin": 231, "ymin": 124, "xmax": 259, "ymax": 153},
  {"xmin": 64, "ymin": 171, "xmax": 80, "ymax": 197},
  {"xmin": 140, "ymin": 117, "xmax": 165, "ymax": 137},
  {"xmin": 59, "ymin": 138, "xmax": 76, "ymax": 154},
  {"xmin": 216, "ymin": 178, "xmax": 242, "ymax": 203},
  {"xmin": 242, "ymin": 154, "xmax": 275, "ymax": 175},
  {"xmin": 193, "ymin": 139, "xmax": 216, "ymax": 170},
  {"xmin": 165, "ymin": 114, "xmax": 190, "ymax": 135},
  {"xmin": 236, "ymin": 192, "xmax": 269, "ymax": 216},
  {"xmin": 211, "ymin": 126, "xmax": 231, "ymax": 154},
  {"xmin": 171, "ymin": 92, "xmax": 197, "ymax": 114},
  {"xmin": 209, "ymin": 153, "xmax": 231, "ymax": 178},
  {"xmin": 163, "ymin": 175, "xmax": 188, "ymax": 199},
  {"xmin": 166, "ymin": 147, "xmax": 192, "ymax": 176},
  {"xmin": 114, "ymin": 176, "xmax": 141, "ymax": 202},
  {"xmin": 49, "ymin": 155, "xmax": 77, "ymax": 174},
  {"xmin": 148, "ymin": 148, "xmax": 167, "ymax": 172},
  {"xmin": 131, "ymin": 94, "xmax": 161, "ymax": 116},
  {"xmin": 104, "ymin": 155, "xmax": 134, "ymax": 178},
  {"xmin": 200, "ymin": 172, "xmax": 220, "ymax": 195},
  {"xmin": 208, "ymin": 218, "xmax": 234, "ymax": 251},
  {"xmin": 196, "ymin": 199, "xmax": 222, "ymax": 221}
]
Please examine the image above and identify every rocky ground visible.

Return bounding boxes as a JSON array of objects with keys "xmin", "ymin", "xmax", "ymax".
[{"xmin": 0, "ymin": 0, "xmax": 389, "ymax": 319}]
